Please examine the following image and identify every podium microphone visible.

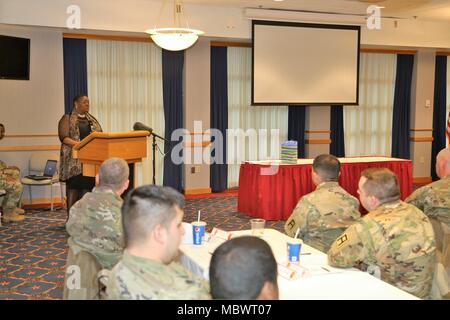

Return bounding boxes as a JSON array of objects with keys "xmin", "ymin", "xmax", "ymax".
[{"xmin": 133, "ymin": 122, "xmax": 153, "ymax": 134}]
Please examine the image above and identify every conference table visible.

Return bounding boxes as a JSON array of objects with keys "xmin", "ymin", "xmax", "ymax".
[
  {"xmin": 238, "ymin": 157, "xmax": 413, "ymax": 220},
  {"xmin": 178, "ymin": 229, "xmax": 418, "ymax": 300}
]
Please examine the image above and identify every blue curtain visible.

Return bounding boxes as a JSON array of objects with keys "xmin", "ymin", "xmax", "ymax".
[
  {"xmin": 391, "ymin": 54, "xmax": 414, "ymax": 159},
  {"xmin": 288, "ymin": 106, "xmax": 306, "ymax": 158},
  {"xmin": 431, "ymin": 55, "xmax": 447, "ymax": 180},
  {"xmin": 210, "ymin": 46, "xmax": 228, "ymax": 192},
  {"xmin": 63, "ymin": 38, "xmax": 88, "ymax": 114},
  {"xmin": 162, "ymin": 49, "xmax": 184, "ymax": 191},
  {"xmin": 330, "ymin": 105, "xmax": 345, "ymax": 157}
]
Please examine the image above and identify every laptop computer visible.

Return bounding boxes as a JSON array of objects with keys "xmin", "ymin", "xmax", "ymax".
[{"xmin": 25, "ymin": 159, "xmax": 57, "ymax": 180}]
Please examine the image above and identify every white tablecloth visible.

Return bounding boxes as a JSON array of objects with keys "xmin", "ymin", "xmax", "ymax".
[{"xmin": 179, "ymin": 229, "xmax": 419, "ymax": 300}]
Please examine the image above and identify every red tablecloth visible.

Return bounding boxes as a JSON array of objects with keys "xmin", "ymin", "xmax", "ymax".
[{"xmin": 237, "ymin": 158, "xmax": 413, "ymax": 220}]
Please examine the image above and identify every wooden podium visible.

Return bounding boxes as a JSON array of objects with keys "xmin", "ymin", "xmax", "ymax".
[{"xmin": 73, "ymin": 131, "xmax": 150, "ymax": 187}]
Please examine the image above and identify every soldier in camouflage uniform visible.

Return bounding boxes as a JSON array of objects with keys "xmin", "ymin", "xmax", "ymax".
[
  {"xmin": 0, "ymin": 123, "xmax": 25, "ymax": 223},
  {"xmin": 64, "ymin": 157, "xmax": 129, "ymax": 299},
  {"xmin": 328, "ymin": 168, "xmax": 436, "ymax": 299},
  {"xmin": 284, "ymin": 154, "xmax": 361, "ymax": 252},
  {"xmin": 406, "ymin": 148, "xmax": 450, "ymax": 269},
  {"xmin": 106, "ymin": 185, "xmax": 210, "ymax": 300}
]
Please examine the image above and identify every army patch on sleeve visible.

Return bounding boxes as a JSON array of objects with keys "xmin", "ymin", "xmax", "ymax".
[
  {"xmin": 287, "ymin": 220, "xmax": 296, "ymax": 230},
  {"xmin": 336, "ymin": 234, "xmax": 348, "ymax": 247}
]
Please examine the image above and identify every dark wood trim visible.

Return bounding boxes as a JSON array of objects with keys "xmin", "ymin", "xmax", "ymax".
[
  {"xmin": 0, "ymin": 145, "xmax": 60, "ymax": 151},
  {"xmin": 305, "ymin": 139, "xmax": 332, "ymax": 144},
  {"xmin": 210, "ymin": 41, "xmax": 251, "ymax": 48},
  {"xmin": 410, "ymin": 137, "xmax": 433, "ymax": 142},
  {"xmin": 413, "ymin": 177, "xmax": 432, "ymax": 185},
  {"xmin": 360, "ymin": 48, "xmax": 417, "ymax": 54},
  {"xmin": 305, "ymin": 130, "xmax": 331, "ymax": 134},
  {"xmin": 184, "ymin": 188, "xmax": 212, "ymax": 195},
  {"xmin": 5, "ymin": 134, "xmax": 58, "ymax": 138},
  {"xmin": 63, "ymin": 33, "xmax": 153, "ymax": 43}
]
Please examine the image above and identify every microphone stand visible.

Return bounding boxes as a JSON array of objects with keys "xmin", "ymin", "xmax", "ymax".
[
  {"xmin": 152, "ymin": 135, "xmax": 157, "ymax": 185},
  {"xmin": 149, "ymin": 131, "xmax": 169, "ymax": 185}
]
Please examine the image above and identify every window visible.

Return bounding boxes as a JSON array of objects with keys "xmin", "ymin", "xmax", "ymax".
[
  {"xmin": 227, "ymin": 47, "xmax": 288, "ymax": 188},
  {"xmin": 87, "ymin": 40, "xmax": 165, "ymax": 185},
  {"xmin": 344, "ymin": 53, "xmax": 397, "ymax": 156}
]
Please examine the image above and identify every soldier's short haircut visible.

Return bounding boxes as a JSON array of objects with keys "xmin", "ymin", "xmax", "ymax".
[
  {"xmin": 313, "ymin": 154, "xmax": 340, "ymax": 181},
  {"xmin": 121, "ymin": 185, "xmax": 184, "ymax": 247},
  {"xmin": 209, "ymin": 236, "xmax": 278, "ymax": 300},
  {"xmin": 437, "ymin": 148, "xmax": 450, "ymax": 163},
  {"xmin": 361, "ymin": 168, "xmax": 400, "ymax": 204},
  {"xmin": 99, "ymin": 158, "xmax": 129, "ymax": 191}
]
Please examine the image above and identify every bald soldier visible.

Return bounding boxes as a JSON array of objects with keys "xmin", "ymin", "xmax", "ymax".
[
  {"xmin": 0, "ymin": 123, "xmax": 25, "ymax": 223},
  {"xmin": 106, "ymin": 185, "xmax": 210, "ymax": 300},
  {"xmin": 328, "ymin": 168, "xmax": 436, "ymax": 299},
  {"xmin": 284, "ymin": 154, "xmax": 360, "ymax": 252},
  {"xmin": 64, "ymin": 157, "xmax": 129, "ymax": 299},
  {"xmin": 406, "ymin": 147, "xmax": 450, "ymax": 267}
]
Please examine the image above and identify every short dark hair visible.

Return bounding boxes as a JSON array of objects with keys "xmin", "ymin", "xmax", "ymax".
[
  {"xmin": 209, "ymin": 236, "xmax": 278, "ymax": 300},
  {"xmin": 121, "ymin": 185, "xmax": 185, "ymax": 247},
  {"xmin": 312, "ymin": 154, "xmax": 340, "ymax": 181},
  {"xmin": 72, "ymin": 94, "xmax": 87, "ymax": 108},
  {"xmin": 361, "ymin": 168, "xmax": 400, "ymax": 204}
]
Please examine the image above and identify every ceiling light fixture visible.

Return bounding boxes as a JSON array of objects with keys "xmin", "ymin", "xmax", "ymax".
[{"xmin": 145, "ymin": 0, "xmax": 204, "ymax": 51}]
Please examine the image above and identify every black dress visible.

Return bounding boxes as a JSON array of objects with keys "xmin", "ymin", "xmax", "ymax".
[{"xmin": 66, "ymin": 117, "xmax": 95, "ymax": 190}]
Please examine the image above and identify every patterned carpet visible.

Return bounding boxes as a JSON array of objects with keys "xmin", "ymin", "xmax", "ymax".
[{"xmin": 0, "ymin": 196, "xmax": 286, "ymax": 300}]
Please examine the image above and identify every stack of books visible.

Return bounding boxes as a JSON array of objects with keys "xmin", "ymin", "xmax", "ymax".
[{"xmin": 281, "ymin": 140, "xmax": 298, "ymax": 164}]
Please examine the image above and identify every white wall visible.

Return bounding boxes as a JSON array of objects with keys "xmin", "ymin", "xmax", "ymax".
[
  {"xmin": 0, "ymin": 24, "xmax": 65, "ymax": 203},
  {"xmin": 183, "ymin": 38, "xmax": 211, "ymax": 192},
  {"xmin": 1, "ymin": 0, "xmax": 450, "ymax": 48}
]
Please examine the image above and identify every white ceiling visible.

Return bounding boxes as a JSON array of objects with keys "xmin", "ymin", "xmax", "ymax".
[{"xmin": 179, "ymin": 0, "xmax": 450, "ymax": 22}]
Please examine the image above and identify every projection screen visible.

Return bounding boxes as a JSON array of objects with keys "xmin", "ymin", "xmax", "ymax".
[{"xmin": 252, "ymin": 20, "xmax": 360, "ymax": 105}]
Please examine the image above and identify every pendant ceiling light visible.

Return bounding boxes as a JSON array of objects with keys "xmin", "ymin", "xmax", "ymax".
[{"xmin": 146, "ymin": 0, "xmax": 204, "ymax": 51}]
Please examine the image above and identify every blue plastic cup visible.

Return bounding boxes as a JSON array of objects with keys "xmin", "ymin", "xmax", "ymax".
[
  {"xmin": 287, "ymin": 238, "xmax": 303, "ymax": 263},
  {"xmin": 192, "ymin": 221, "xmax": 206, "ymax": 245}
]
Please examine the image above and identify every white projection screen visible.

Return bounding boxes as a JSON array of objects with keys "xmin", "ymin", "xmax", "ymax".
[{"xmin": 252, "ymin": 20, "xmax": 360, "ymax": 105}]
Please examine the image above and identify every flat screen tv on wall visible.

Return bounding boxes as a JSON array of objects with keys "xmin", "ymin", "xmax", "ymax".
[{"xmin": 0, "ymin": 35, "xmax": 30, "ymax": 80}]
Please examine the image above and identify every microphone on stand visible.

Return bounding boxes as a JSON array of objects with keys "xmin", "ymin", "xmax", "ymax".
[
  {"xmin": 132, "ymin": 122, "xmax": 169, "ymax": 185},
  {"xmin": 133, "ymin": 122, "xmax": 153, "ymax": 134}
]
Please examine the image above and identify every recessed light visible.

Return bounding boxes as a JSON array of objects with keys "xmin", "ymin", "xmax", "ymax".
[{"xmin": 273, "ymin": 0, "xmax": 285, "ymax": 2}]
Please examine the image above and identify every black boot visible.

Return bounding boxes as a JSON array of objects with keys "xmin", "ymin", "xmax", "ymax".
[{"xmin": 66, "ymin": 188, "xmax": 80, "ymax": 220}]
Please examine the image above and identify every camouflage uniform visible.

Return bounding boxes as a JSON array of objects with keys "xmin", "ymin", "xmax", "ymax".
[
  {"xmin": 405, "ymin": 176, "xmax": 450, "ymax": 227},
  {"xmin": 0, "ymin": 160, "xmax": 23, "ymax": 213},
  {"xmin": 284, "ymin": 181, "xmax": 361, "ymax": 252},
  {"xmin": 66, "ymin": 185, "xmax": 124, "ymax": 269},
  {"xmin": 406, "ymin": 176, "xmax": 450, "ymax": 267},
  {"xmin": 106, "ymin": 251, "xmax": 211, "ymax": 300},
  {"xmin": 328, "ymin": 200, "xmax": 436, "ymax": 299}
]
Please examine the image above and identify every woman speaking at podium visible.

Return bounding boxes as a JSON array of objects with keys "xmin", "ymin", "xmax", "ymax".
[{"xmin": 58, "ymin": 95, "xmax": 102, "ymax": 214}]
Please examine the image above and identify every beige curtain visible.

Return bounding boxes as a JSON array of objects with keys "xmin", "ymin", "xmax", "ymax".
[
  {"xmin": 86, "ymin": 40, "xmax": 165, "ymax": 185},
  {"xmin": 227, "ymin": 47, "xmax": 288, "ymax": 188},
  {"xmin": 344, "ymin": 53, "xmax": 397, "ymax": 156}
]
